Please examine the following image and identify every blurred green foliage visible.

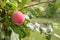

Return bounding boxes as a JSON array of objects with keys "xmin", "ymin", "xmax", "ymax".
[{"xmin": 0, "ymin": 0, "xmax": 60, "ymax": 40}]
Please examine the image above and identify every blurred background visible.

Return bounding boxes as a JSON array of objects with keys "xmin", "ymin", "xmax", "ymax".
[{"xmin": 22, "ymin": 0, "xmax": 60, "ymax": 40}]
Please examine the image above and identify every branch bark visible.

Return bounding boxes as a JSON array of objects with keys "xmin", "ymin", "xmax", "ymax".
[{"xmin": 24, "ymin": 0, "xmax": 54, "ymax": 8}]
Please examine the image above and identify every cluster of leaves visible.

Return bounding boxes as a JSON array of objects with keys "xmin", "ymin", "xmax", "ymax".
[
  {"xmin": 0, "ymin": 0, "xmax": 30, "ymax": 40},
  {"xmin": 26, "ymin": 5, "xmax": 45, "ymax": 18},
  {"xmin": 0, "ymin": 0, "xmax": 42, "ymax": 40},
  {"xmin": 44, "ymin": 1, "xmax": 57, "ymax": 18}
]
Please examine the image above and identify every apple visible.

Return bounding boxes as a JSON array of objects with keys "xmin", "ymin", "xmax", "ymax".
[{"xmin": 11, "ymin": 11, "xmax": 25, "ymax": 25}]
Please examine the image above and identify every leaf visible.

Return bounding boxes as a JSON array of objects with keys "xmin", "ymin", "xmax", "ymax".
[
  {"xmin": 45, "ymin": 2, "xmax": 57, "ymax": 18},
  {"xmin": 23, "ymin": 24, "xmax": 30, "ymax": 37},
  {"xmin": 0, "ymin": 2, "xmax": 6, "ymax": 8},
  {"xmin": 45, "ymin": 34, "xmax": 51, "ymax": 40},
  {"xmin": 7, "ymin": 22, "xmax": 21, "ymax": 40},
  {"xmin": 6, "ymin": 1, "xmax": 18, "ymax": 10},
  {"xmin": 8, "ymin": 10, "xmax": 14, "ymax": 15},
  {"xmin": 10, "ymin": 31, "xmax": 19, "ymax": 40},
  {"xmin": 0, "ymin": 29, "xmax": 2, "ymax": 40},
  {"xmin": 18, "ymin": 0, "xmax": 27, "ymax": 10},
  {"xmin": 7, "ymin": 20, "xmax": 29, "ymax": 40},
  {"xmin": 21, "ymin": 0, "xmax": 27, "ymax": 7},
  {"xmin": 0, "ymin": 17, "xmax": 4, "ymax": 23},
  {"xmin": 29, "ymin": 7, "xmax": 37, "ymax": 17}
]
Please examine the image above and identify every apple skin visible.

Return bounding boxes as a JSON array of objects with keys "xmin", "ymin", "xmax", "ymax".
[{"xmin": 11, "ymin": 11, "xmax": 25, "ymax": 25}]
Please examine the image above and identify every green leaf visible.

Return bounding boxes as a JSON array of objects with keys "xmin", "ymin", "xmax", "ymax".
[
  {"xmin": 21, "ymin": 0, "xmax": 27, "ymax": 6},
  {"xmin": 7, "ymin": 21, "xmax": 28, "ymax": 40},
  {"xmin": 0, "ymin": 2, "xmax": 6, "ymax": 8},
  {"xmin": 0, "ymin": 29, "xmax": 2, "ymax": 40},
  {"xmin": 45, "ymin": 34, "xmax": 51, "ymax": 40},
  {"xmin": 11, "ymin": 27, "xmax": 21, "ymax": 40},
  {"xmin": 45, "ymin": 2, "xmax": 57, "ymax": 18},
  {"xmin": 18, "ymin": 0, "xmax": 27, "ymax": 10},
  {"xmin": 0, "ymin": 17, "xmax": 4, "ymax": 23},
  {"xmin": 7, "ymin": 21, "xmax": 21, "ymax": 39},
  {"xmin": 8, "ymin": 10, "xmax": 14, "ymax": 15},
  {"xmin": 23, "ymin": 24, "xmax": 30, "ymax": 37},
  {"xmin": 6, "ymin": 1, "xmax": 18, "ymax": 10},
  {"xmin": 29, "ymin": 7, "xmax": 37, "ymax": 17}
]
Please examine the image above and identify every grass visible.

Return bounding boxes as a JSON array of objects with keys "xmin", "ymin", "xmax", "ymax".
[
  {"xmin": 23, "ymin": 18, "xmax": 60, "ymax": 40},
  {"xmin": 31, "ymin": 18, "xmax": 60, "ymax": 23}
]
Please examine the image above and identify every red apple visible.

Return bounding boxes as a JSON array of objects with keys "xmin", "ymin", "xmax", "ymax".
[{"xmin": 11, "ymin": 11, "xmax": 25, "ymax": 25}]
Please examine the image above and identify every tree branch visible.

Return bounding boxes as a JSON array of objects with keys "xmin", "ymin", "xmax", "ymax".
[{"xmin": 24, "ymin": 0, "xmax": 55, "ymax": 8}]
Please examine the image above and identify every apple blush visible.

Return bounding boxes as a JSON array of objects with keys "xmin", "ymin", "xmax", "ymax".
[{"xmin": 11, "ymin": 11, "xmax": 25, "ymax": 25}]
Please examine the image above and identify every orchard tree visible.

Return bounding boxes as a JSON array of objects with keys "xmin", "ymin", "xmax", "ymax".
[{"xmin": 0, "ymin": 0, "xmax": 58, "ymax": 40}]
